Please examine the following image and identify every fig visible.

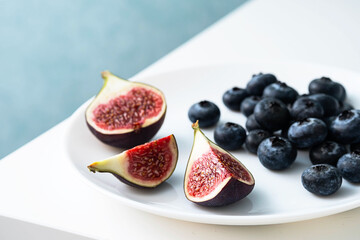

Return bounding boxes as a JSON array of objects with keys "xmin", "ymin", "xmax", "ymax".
[
  {"xmin": 88, "ymin": 135, "xmax": 178, "ymax": 188},
  {"xmin": 85, "ymin": 71, "xmax": 167, "ymax": 148},
  {"xmin": 184, "ymin": 121, "xmax": 255, "ymax": 207}
]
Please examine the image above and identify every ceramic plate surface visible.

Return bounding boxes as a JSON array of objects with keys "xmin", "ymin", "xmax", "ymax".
[{"xmin": 65, "ymin": 61, "xmax": 360, "ymax": 225}]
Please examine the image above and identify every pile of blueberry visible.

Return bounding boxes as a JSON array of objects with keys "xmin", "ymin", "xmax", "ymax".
[{"xmin": 188, "ymin": 73, "xmax": 360, "ymax": 196}]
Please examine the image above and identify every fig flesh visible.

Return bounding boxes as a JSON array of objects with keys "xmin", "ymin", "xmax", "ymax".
[
  {"xmin": 86, "ymin": 71, "xmax": 166, "ymax": 148},
  {"xmin": 88, "ymin": 135, "xmax": 178, "ymax": 188},
  {"xmin": 184, "ymin": 121, "xmax": 255, "ymax": 207}
]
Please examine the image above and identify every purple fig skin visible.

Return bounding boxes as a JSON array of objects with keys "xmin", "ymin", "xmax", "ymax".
[
  {"xmin": 86, "ymin": 111, "xmax": 166, "ymax": 149},
  {"xmin": 111, "ymin": 173, "xmax": 159, "ymax": 189},
  {"xmin": 192, "ymin": 178, "xmax": 255, "ymax": 207}
]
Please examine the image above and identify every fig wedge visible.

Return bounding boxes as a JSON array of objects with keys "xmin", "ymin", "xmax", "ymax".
[
  {"xmin": 88, "ymin": 135, "xmax": 178, "ymax": 188},
  {"xmin": 85, "ymin": 71, "xmax": 166, "ymax": 148},
  {"xmin": 184, "ymin": 121, "xmax": 255, "ymax": 207}
]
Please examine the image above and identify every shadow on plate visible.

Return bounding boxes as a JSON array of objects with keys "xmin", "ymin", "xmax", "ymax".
[
  {"xmin": 192, "ymin": 197, "xmax": 254, "ymax": 216},
  {"xmin": 118, "ymin": 181, "xmax": 179, "ymax": 203}
]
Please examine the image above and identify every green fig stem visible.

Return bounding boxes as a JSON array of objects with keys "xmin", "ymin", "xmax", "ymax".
[
  {"xmin": 87, "ymin": 165, "xmax": 97, "ymax": 173},
  {"xmin": 101, "ymin": 70, "xmax": 112, "ymax": 79},
  {"xmin": 192, "ymin": 120, "xmax": 200, "ymax": 130},
  {"xmin": 101, "ymin": 70, "xmax": 128, "ymax": 82}
]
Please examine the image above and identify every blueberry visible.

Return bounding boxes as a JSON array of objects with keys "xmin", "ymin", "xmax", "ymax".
[
  {"xmin": 222, "ymin": 87, "xmax": 249, "ymax": 111},
  {"xmin": 214, "ymin": 122, "xmax": 246, "ymax": 150},
  {"xmin": 301, "ymin": 164, "xmax": 342, "ymax": 196},
  {"xmin": 290, "ymin": 96, "xmax": 324, "ymax": 121},
  {"xmin": 245, "ymin": 114, "xmax": 262, "ymax": 131},
  {"xmin": 254, "ymin": 98, "xmax": 290, "ymax": 132},
  {"xmin": 337, "ymin": 150, "xmax": 360, "ymax": 183},
  {"xmin": 329, "ymin": 110, "xmax": 360, "ymax": 144},
  {"xmin": 308, "ymin": 77, "xmax": 344, "ymax": 102},
  {"xmin": 257, "ymin": 136, "xmax": 297, "ymax": 170},
  {"xmin": 240, "ymin": 96, "xmax": 262, "ymax": 117},
  {"xmin": 308, "ymin": 93, "xmax": 340, "ymax": 117},
  {"xmin": 188, "ymin": 100, "xmax": 220, "ymax": 128},
  {"xmin": 287, "ymin": 118, "xmax": 328, "ymax": 149},
  {"xmin": 245, "ymin": 129, "xmax": 272, "ymax": 154},
  {"xmin": 262, "ymin": 81, "xmax": 299, "ymax": 104},
  {"xmin": 309, "ymin": 141, "xmax": 347, "ymax": 166},
  {"xmin": 246, "ymin": 73, "xmax": 277, "ymax": 96}
]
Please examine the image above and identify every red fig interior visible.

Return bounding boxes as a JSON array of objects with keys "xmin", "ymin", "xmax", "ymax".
[
  {"xmin": 186, "ymin": 146, "xmax": 253, "ymax": 198},
  {"xmin": 126, "ymin": 135, "xmax": 175, "ymax": 182},
  {"xmin": 92, "ymin": 87, "xmax": 164, "ymax": 131}
]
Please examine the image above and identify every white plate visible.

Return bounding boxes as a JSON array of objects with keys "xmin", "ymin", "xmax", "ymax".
[{"xmin": 65, "ymin": 61, "xmax": 360, "ymax": 225}]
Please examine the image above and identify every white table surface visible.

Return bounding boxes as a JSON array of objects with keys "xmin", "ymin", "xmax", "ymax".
[{"xmin": 1, "ymin": 0, "xmax": 360, "ymax": 239}]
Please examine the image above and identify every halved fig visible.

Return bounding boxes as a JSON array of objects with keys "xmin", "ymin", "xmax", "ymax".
[
  {"xmin": 88, "ymin": 135, "xmax": 178, "ymax": 188},
  {"xmin": 184, "ymin": 121, "xmax": 255, "ymax": 207},
  {"xmin": 85, "ymin": 71, "xmax": 166, "ymax": 148}
]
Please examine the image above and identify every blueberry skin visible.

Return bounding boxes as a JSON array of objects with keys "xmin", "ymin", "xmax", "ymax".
[
  {"xmin": 309, "ymin": 141, "xmax": 347, "ymax": 166},
  {"xmin": 246, "ymin": 73, "xmax": 277, "ymax": 96},
  {"xmin": 287, "ymin": 118, "xmax": 328, "ymax": 149},
  {"xmin": 308, "ymin": 77, "xmax": 344, "ymax": 102},
  {"xmin": 329, "ymin": 110, "xmax": 360, "ymax": 144},
  {"xmin": 222, "ymin": 87, "xmax": 249, "ymax": 111},
  {"xmin": 214, "ymin": 122, "xmax": 246, "ymax": 150},
  {"xmin": 290, "ymin": 97, "xmax": 324, "ymax": 121},
  {"xmin": 301, "ymin": 164, "xmax": 342, "ymax": 196},
  {"xmin": 254, "ymin": 98, "xmax": 290, "ymax": 132},
  {"xmin": 257, "ymin": 136, "xmax": 297, "ymax": 170},
  {"xmin": 245, "ymin": 129, "xmax": 272, "ymax": 154},
  {"xmin": 337, "ymin": 151, "xmax": 360, "ymax": 183},
  {"xmin": 308, "ymin": 93, "xmax": 340, "ymax": 117},
  {"xmin": 240, "ymin": 96, "xmax": 262, "ymax": 117},
  {"xmin": 245, "ymin": 114, "xmax": 262, "ymax": 131},
  {"xmin": 262, "ymin": 81, "xmax": 299, "ymax": 104},
  {"xmin": 188, "ymin": 100, "xmax": 220, "ymax": 128}
]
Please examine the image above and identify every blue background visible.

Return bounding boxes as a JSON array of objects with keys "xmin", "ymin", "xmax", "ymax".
[{"xmin": 0, "ymin": 0, "xmax": 247, "ymax": 158}]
